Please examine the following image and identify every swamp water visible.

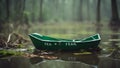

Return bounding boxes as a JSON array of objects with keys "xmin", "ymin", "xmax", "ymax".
[
  {"xmin": 0, "ymin": 51, "xmax": 120, "ymax": 68},
  {"xmin": 0, "ymin": 34, "xmax": 120, "ymax": 68},
  {"xmin": 0, "ymin": 53, "xmax": 98, "ymax": 68}
]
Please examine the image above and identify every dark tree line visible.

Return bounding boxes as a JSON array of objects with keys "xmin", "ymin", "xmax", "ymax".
[
  {"xmin": 0, "ymin": 0, "xmax": 120, "ymax": 23},
  {"xmin": 0, "ymin": 0, "xmax": 28, "ymax": 35},
  {"xmin": 0, "ymin": 0, "xmax": 120, "ymax": 36}
]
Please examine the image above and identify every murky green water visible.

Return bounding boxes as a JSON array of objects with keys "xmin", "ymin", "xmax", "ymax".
[
  {"xmin": 0, "ymin": 33, "xmax": 120, "ymax": 68},
  {"xmin": 1, "ymin": 46, "xmax": 120, "ymax": 68},
  {"xmin": 1, "ymin": 54, "xmax": 120, "ymax": 68},
  {"xmin": 0, "ymin": 54, "xmax": 98, "ymax": 68}
]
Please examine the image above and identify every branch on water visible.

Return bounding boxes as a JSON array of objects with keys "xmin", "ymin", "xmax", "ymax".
[{"xmin": 0, "ymin": 32, "xmax": 30, "ymax": 48}]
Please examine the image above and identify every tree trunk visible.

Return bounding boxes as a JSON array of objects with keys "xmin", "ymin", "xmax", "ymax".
[
  {"xmin": 109, "ymin": 0, "xmax": 120, "ymax": 49},
  {"xmin": 109, "ymin": 0, "xmax": 120, "ymax": 31},
  {"xmin": 6, "ymin": 0, "xmax": 9, "ymax": 22},
  {"xmin": 72, "ymin": 0, "xmax": 76, "ymax": 21},
  {"xmin": 79, "ymin": 0, "xmax": 83, "ymax": 21},
  {"xmin": 15, "ymin": 0, "xmax": 21, "ymax": 22},
  {"xmin": 0, "ymin": 0, "xmax": 10, "ymax": 34},
  {"xmin": 32, "ymin": 0, "xmax": 35, "ymax": 22},
  {"xmin": 111, "ymin": 0, "xmax": 119, "ymax": 21},
  {"xmin": 87, "ymin": 0, "xmax": 90, "ymax": 21},
  {"xmin": 20, "ymin": 0, "xmax": 26, "ymax": 23},
  {"xmin": 39, "ymin": 0, "xmax": 43, "ymax": 22},
  {"xmin": 62, "ymin": 0, "xmax": 65, "ymax": 20},
  {"xmin": 96, "ymin": 0, "xmax": 102, "ymax": 33},
  {"xmin": 14, "ymin": 0, "xmax": 25, "ymax": 22},
  {"xmin": 0, "ymin": 0, "xmax": 5, "ymax": 33}
]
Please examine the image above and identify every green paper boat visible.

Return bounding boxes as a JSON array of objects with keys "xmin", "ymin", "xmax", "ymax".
[{"xmin": 29, "ymin": 33, "xmax": 101, "ymax": 51}]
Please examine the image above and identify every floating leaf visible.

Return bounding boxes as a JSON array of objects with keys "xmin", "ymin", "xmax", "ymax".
[{"xmin": 73, "ymin": 52, "xmax": 92, "ymax": 55}]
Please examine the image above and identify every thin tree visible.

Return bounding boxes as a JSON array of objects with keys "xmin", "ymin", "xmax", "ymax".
[
  {"xmin": 22, "ymin": 0, "xmax": 25, "ymax": 21},
  {"xmin": 109, "ymin": 0, "xmax": 120, "ymax": 48},
  {"xmin": 32, "ymin": 0, "xmax": 35, "ymax": 22},
  {"xmin": 39, "ymin": 0, "xmax": 43, "ymax": 22},
  {"xmin": 79, "ymin": 0, "xmax": 83, "ymax": 21},
  {"xmin": 0, "ymin": 0, "xmax": 10, "ymax": 34},
  {"xmin": 62, "ymin": 0, "xmax": 65, "ymax": 20},
  {"xmin": 86, "ymin": 0, "xmax": 90, "ymax": 21},
  {"xmin": 72, "ymin": 0, "xmax": 76, "ymax": 21},
  {"xmin": 108, "ymin": 0, "xmax": 120, "ymax": 59},
  {"xmin": 96, "ymin": 0, "xmax": 102, "ymax": 33},
  {"xmin": 109, "ymin": 0, "xmax": 119, "ymax": 31},
  {"xmin": 6, "ymin": 0, "xmax": 10, "ymax": 22},
  {"xmin": 0, "ymin": 0, "xmax": 5, "ymax": 33},
  {"xmin": 14, "ymin": 0, "xmax": 25, "ymax": 22}
]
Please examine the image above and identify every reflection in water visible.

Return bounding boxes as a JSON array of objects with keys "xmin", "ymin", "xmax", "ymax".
[
  {"xmin": 98, "ymin": 57, "xmax": 120, "ymax": 68},
  {"xmin": 34, "ymin": 52, "xmax": 99, "ymax": 68},
  {"xmin": 0, "ymin": 53, "xmax": 98, "ymax": 68},
  {"xmin": 30, "ymin": 57, "xmax": 43, "ymax": 64},
  {"xmin": 0, "ymin": 56, "xmax": 32, "ymax": 68},
  {"xmin": 1, "ymin": 52, "xmax": 120, "ymax": 68},
  {"xmin": 36, "ymin": 60, "xmax": 96, "ymax": 68},
  {"xmin": 55, "ymin": 52, "xmax": 99, "ymax": 65}
]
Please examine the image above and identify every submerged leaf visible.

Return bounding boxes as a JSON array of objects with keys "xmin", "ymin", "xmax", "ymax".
[{"xmin": 73, "ymin": 52, "xmax": 92, "ymax": 55}]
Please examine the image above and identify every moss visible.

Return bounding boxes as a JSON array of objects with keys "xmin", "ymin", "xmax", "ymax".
[{"xmin": 0, "ymin": 49, "xmax": 25, "ymax": 57}]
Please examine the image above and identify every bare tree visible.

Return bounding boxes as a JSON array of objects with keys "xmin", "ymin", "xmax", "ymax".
[
  {"xmin": 96, "ymin": 0, "xmax": 102, "ymax": 33},
  {"xmin": 78, "ymin": 0, "xmax": 83, "ymax": 21},
  {"xmin": 104, "ymin": 0, "xmax": 120, "ymax": 58},
  {"xmin": 32, "ymin": 0, "xmax": 35, "ymax": 22},
  {"xmin": 39, "ymin": 0, "xmax": 43, "ymax": 22},
  {"xmin": 109, "ymin": 0, "xmax": 120, "ymax": 49},
  {"xmin": 86, "ymin": 0, "xmax": 90, "ymax": 21},
  {"xmin": 109, "ymin": 0, "xmax": 120, "ymax": 32},
  {"xmin": 6, "ymin": 0, "xmax": 10, "ymax": 22}
]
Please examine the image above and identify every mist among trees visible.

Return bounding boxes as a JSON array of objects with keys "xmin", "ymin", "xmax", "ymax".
[{"xmin": 0, "ymin": 0, "xmax": 120, "ymax": 37}]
